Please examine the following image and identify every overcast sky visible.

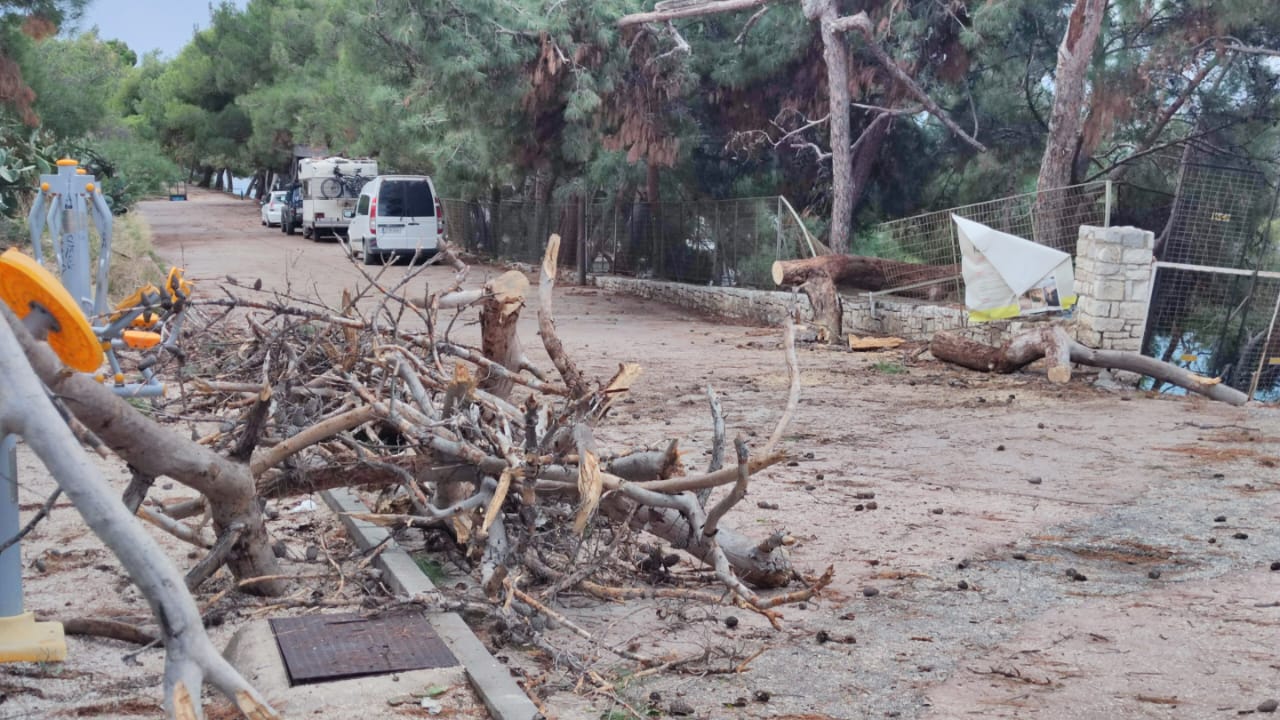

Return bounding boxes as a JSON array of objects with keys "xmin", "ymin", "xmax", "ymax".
[{"xmin": 74, "ymin": 0, "xmax": 246, "ymax": 60}]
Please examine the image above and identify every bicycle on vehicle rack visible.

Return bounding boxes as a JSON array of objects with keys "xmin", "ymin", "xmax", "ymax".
[{"xmin": 319, "ymin": 167, "xmax": 371, "ymax": 199}]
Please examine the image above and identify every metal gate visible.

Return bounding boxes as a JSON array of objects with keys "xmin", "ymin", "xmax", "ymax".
[{"xmin": 1140, "ymin": 163, "xmax": 1280, "ymax": 401}]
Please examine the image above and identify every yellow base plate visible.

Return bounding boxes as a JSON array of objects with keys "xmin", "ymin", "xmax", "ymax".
[
  {"xmin": 0, "ymin": 612, "xmax": 67, "ymax": 663},
  {"xmin": 0, "ymin": 249, "xmax": 103, "ymax": 372}
]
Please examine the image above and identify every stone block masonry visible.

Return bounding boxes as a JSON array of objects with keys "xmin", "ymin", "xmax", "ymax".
[
  {"xmin": 1073, "ymin": 225, "xmax": 1154, "ymax": 352},
  {"xmin": 590, "ymin": 226, "xmax": 1155, "ymax": 354},
  {"xmin": 589, "ymin": 276, "xmax": 971, "ymax": 341}
]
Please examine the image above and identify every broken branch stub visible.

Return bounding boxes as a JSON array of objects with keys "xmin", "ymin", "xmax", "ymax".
[
  {"xmin": 930, "ymin": 327, "xmax": 1248, "ymax": 405},
  {"xmin": 141, "ymin": 233, "xmax": 804, "ymax": 626},
  {"xmin": 0, "ymin": 308, "xmax": 278, "ymax": 720}
]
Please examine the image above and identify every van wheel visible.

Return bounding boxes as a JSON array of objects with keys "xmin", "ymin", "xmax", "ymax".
[
  {"xmin": 285, "ymin": 219, "xmax": 295, "ymax": 236},
  {"xmin": 362, "ymin": 246, "xmax": 380, "ymax": 266}
]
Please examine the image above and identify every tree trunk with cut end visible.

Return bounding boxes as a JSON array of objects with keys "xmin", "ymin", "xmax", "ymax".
[
  {"xmin": 772, "ymin": 254, "xmax": 959, "ymax": 298},
  {"xmin": 478, "ymin": 270, "xmax": 530, "ymax": 401},
  {"xmin": 930, "ymin": 327, "xmax": 1249, "ymax": 405},
  {"xmin": 930, "ymin": 327, "xmax": 1071, "ymax": 381},
  {"xmin": 801, "ymin": 273, "xmax": 842, "ymax": 341}
]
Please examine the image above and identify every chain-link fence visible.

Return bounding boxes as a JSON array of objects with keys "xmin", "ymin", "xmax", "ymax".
[
  {"xmin": 1140, "ymin": 161, "xmax": 1280, "ymax": 401},
  {"xmin": 857, "ymin": 181, "xmax": 1112, "ymax": 298},
  {"xmin": 1160, "ymin": 163, "xmax": 1268, "ymax": 270},
  {"xmin": 1141, "ymin": 266, "xmax": 1280, "ymax": 400},
  {"xmin": 441, "ymin": 196, "xmax": 817, "ymax": 288}
]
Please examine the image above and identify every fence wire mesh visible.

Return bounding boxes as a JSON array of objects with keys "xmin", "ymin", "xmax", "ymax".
[
  {"xmin": 861, "ymin": 181, "xmax": 1111, "ymax": 297},
  {"xmin": 1161, "ymin": 163, "xmax": 1268, "ymax": 270},
  {"xmin": 1141, "ymin": 266, "xmax": 1280, "ymax": 401},
  {"xmin": 441, "ymin": 197, "xmax": 816, "ymax": 288}
]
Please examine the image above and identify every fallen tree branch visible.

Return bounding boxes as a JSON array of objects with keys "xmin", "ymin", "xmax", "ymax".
[
  {"xmin": 63, "ymin": 617, "xmax": 159, "ymax": 646},
  {"xmin": 930, "ymin": 327, "xmax": 1248, "ymax": 405},
  {"xmin": 0, "ymin": 307, "xmax": 279, "ymax": 720}
]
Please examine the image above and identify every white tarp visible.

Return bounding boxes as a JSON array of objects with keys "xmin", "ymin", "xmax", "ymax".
[{"xmin": 953, "ymin": 214, "xmax": 1076, "ymax": 322}]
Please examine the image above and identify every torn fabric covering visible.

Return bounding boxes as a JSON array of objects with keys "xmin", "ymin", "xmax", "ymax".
[{"xmin": 953, "ymin": 214, "xmax": 1077, "ymax": 323}]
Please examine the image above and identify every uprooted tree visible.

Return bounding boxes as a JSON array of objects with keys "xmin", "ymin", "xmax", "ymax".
[{"xmin": 2, "ymin": 235, "xmax": 827, "ymax": 716}]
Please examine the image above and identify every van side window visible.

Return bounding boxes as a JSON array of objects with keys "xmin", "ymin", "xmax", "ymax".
[{"xmin": 357, "ymin": 195, "xmax": 370, "ymax": 215}]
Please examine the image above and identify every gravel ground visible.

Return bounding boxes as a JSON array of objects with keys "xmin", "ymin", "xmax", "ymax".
[{"xmin": 1, "ymin": 189, "xmax": 1277, "ymax": 720}]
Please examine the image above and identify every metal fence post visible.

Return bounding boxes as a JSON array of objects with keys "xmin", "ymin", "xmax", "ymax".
[
  {"xmin": 1247, "ymin": 290, "xmax": 1280, "ymax": 400},
  {"xmin": 577, "ymin": 197, "xmax": 587, "ymax": 285},
  {"xmin": 0, "ymin": 435, "xmax": 23, "ymax": 618},
  {"xmin": 775, "ymin": 197, "xmax": 783, "ymax": 261},
  {"xmin": 1104, "ymin": 180, "xmax": 1113, "ymax": 227}
]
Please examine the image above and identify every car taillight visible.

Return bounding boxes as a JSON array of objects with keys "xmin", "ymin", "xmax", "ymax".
[
  {"xmin": 315, "ymin": 212, "xmax": 325, "ymax": 219},
  {"xmin": 435, "ymin": 198, "xmax": 443, "ymax": 236},
  {"xmin": 370, "ymin": 198, "xmax": 377, "ymax": 235}
]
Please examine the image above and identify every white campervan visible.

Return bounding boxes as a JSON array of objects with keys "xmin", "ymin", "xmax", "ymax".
[
  {"xmin": 296, "ymin": 156, "xmax": 377, "ymax": 240},
  {"xmin": 346, "ymin": 175, "xmax": 444, "ymax": 265}
]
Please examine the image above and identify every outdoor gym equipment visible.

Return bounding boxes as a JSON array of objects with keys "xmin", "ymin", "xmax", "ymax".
[
  {"xmin": 26, "ymin": 158, "xmax": 193, "ymax": 398},
  {"xmin": 1, "ymin": 159, "xmax": 193, "ymax": 664},
  {"xmin": 0, "ymin": 249, "xmax": 96, "ymax": 662}
]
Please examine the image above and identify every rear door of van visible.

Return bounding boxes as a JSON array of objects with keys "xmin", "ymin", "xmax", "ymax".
[{"xmin": 375, "ymin": 178, "xmax": 439, "ymax": 253}]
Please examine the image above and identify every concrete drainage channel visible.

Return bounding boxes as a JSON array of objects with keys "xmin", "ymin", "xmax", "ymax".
[
  {"xmin": 223, "ymin": 488, "xmax": 541, "ymax": 720},
  {"xmin": 319, "ymin": 488, "xmax": 542, "ymax": 720}
]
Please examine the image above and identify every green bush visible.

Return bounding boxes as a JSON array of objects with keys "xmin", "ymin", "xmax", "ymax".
[{"xmin": 76, "ymin": 137, "xmax": 181, "ymax": 213}]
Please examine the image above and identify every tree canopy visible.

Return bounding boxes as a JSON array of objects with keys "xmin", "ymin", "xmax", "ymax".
[{"xmin": 1, "ymin": 0, "xmax": 1277, "ymax": 241}]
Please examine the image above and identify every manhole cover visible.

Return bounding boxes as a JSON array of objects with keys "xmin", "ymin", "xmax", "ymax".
[{"xmin": 269, "ymin": 612, "xmax": 458, "ymax": 685}]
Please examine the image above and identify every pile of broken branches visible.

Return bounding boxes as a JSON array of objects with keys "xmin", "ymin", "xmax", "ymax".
[
  {"xmin": 166, "ymin": 236, "xmax": 826, "ymax": 642},
  {"xmin": 3, "ymin": 234, "xmax": 827, "ymax": 718}
]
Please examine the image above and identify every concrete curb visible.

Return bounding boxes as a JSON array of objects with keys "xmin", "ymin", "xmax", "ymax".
[{"xmin": 322, "ymin": 488, "xmax": 542, "ymax": 720}]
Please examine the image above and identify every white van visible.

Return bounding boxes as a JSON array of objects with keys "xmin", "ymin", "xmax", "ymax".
[{"xmin": 346, "ymin": 175, "xmax": 444, "ymax": 265}]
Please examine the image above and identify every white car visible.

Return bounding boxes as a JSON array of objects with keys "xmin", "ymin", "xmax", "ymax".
[
  {"xmin": 260, "ymin": 190, "xmax": 288, "ymax": 227},
  {"xmin": 345, "ymin": 175, "xmax": 443, "ymax": 265}
]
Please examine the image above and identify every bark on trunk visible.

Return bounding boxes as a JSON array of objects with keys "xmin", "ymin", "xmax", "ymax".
[
  {"xmin": 557, "ymin": 194, "xmax": 581, "ymax": 269},
  {"xmin": 1036, "ymin": 0, "xmax": 1106, "ymax": 193},
  {"xmin": 772, "ymin": 254, "xmax": 958, "ymax": 298},
  {"xmin": 930, "ymin": 327, "xmax": 1249, "ymax": 405},
  {"xmin": 802, "ymin": 273, "xmax": 842, "ymax": 341},
  {"xmin": 848, "ymin": 112, "xmax": 890, "ymax": 218},
  {"xmin": 804, "ymin": 0, "xmax": 853, "ymax": 255},
  {"xmin": 0, "ymin": 310, "xmax": 279, "ymax": 719},
  {"xmin": 7, "ymin": 310, "xmax": 285, "ymax": 595},
  {"xmin": 478, "ymin": 270, "xmax": 530, "ymax": 401}
]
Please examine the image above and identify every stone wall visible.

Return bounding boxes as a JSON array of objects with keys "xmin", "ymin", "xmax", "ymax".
[
  {"xmin": 591, "ymin": 227, "xmax": 1156, "ymax": 350},
  {"xmin": 1072, "ymin": 225, "xmax": 1154, "ymax": 352},
  {"xmin": 589, "ymin": 276, "xmax": 971, "ymax": 340}
]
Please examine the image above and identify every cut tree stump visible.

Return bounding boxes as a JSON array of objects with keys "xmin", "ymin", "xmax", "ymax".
[
  {"xmin": 930, "ymin": 326, "xmax": 1248, "ymax": 406},
  {"xmin": 771, "ymin": 254, "xmax": 959, "ymax": 341}
]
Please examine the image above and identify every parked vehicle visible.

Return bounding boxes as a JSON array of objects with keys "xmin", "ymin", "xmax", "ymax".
[
  {"xmin": 345, "ymin": 175, "xmax": 444, "ymax": 265},
  {"xmin": 296, "ymin": 156, "xmax": 377, "ymax": 240},
  {"xmin": 260, "ymin": 190, "xmax": 288, "ymax": 226},
  {"xmin": 280, "ymin": 184, "xmax": 302, "ymax": 235}
]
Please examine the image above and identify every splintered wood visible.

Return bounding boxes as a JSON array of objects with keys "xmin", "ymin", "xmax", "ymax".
[{"xmin": 163, "ymin": 237, "xmax": 824, "ymax": 663}]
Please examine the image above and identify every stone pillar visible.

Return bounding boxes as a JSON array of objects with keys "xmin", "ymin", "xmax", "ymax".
[{"xmin": 1073, "ymin": 225, "xmax": 1154, "ymax": 351}]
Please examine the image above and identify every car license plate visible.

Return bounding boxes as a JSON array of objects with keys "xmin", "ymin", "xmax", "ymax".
[{"xmin": 379, "ymin": 225, "xmax": 404, "ymax": 236}]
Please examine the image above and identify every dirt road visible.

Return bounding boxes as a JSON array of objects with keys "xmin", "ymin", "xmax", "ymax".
[{"xmin": 7, "ymin": 189, "xmax": 1280, "ymax": 719}]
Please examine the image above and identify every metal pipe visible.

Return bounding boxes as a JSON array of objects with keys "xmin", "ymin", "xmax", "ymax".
[
  {"xmin": 1104, "ymin": 180, "xmax": 1113, "ymax": 227},
  {"xmin": 0, "ymin": 435, "xmax": 24, "ymax": 618},
  {"xmin": 26, "ymin": 192, "xmax": 46, "ymax": 264}
]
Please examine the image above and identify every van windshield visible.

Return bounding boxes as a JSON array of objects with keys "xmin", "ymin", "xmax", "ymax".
[{"xmin": 378, "ymin": 180, "xmax": 434, "ymax": 218}]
